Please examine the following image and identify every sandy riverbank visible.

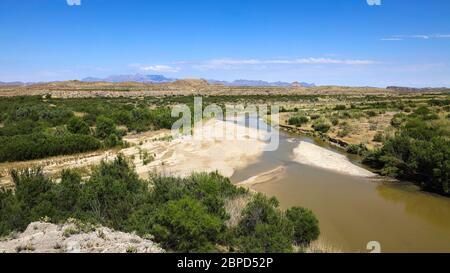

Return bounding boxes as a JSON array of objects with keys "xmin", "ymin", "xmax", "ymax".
[
  {"xmin": 123, "ymin": 118, "xmax": 269, "ymax": 178},
  {"xmin": 292, "ymin": 141, "xmax": 375, "ymax": 177},
  {"xmin": 0, "ymin": 118, "xmax": 269, "ymax": 186},
  {"xmin": 1, "ymin": 118, "xmax": 375, "ymax": 187},
  {"xmin": 236, "ymin": 166, "xmax": 286, "ymax": 187}
]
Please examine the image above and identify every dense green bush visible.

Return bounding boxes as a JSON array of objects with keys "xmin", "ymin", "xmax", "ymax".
[
  {"xmin": 373, "ymin": 132, "xmax": 384, "ymax": 142},
  {"xmin": 95, "ymin": 116, "xmax": 117, "ymax": 139},
  {"xmin": 312, "ymin": 120, "xmax": 331, "ymax": 133},
  {"xmin": 0, "ymin": 97, "xmax": 180, "ymax": 162},
  {"xmin": 234, "ymin": 194, "xmax": 294, "ymax": 253},
  {"xmin": 288, "ymin": 115, "xmax": 309, "ymax": 126},
  {"xmin": 331, "ymin": 117, "xmax": 339, "ymax": 126},
  {"xmin": 77, "ymin": 156, "xmax": 147, "ymax": 229},
  {"xmin": 346, "ymin": 144, "xmax": 368, "ymax": 155},
  {"xmin": 0, "ymin": 189, "xmax": 23, "ymax": 236},
  {"xmin": 285, "ymin": 207, "xmax": 320, "ymax": 246},
  {"xmin": 67, "ymin": 117, "xmax": 90, "ymax": 135},
  {"xmin": 363, "ymin": 115, "xmax": 450, "ymax": 195},
  {"xmin": 151, "ymin": 197, "xmax": 223, "ymax": 252},
  {"xmin": 365, "ymin": 110, "xmax": 378, "ymax": 117},
  {"xmin": 334, "ymin": 105, "xmax": 346, "ymax": 111},
  {"xmin": 0, "ymin": 133, "xmax": 101, "ymax": 162}
]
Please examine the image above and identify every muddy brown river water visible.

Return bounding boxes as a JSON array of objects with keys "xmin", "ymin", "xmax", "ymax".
[{"xmin": 230, "ymin": 126, "xmax": 450, "ymax": 253}]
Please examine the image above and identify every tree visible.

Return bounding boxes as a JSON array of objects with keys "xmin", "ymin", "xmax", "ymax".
[
  {"xmin": 151, "ymin": 197, "xmax": 223, "ymax": 252},
  {"xmin": 95, "ymin": 116, "xmax": 116, "ymax": 139},
  {"xmin": 285, "ymin": 207, "xmax": 320, "ymax": 246},
  {"xmin": 67, "ymin": 117, "xmax": 90, "ymax": 135},
  {"xmin": 77, "ymin": 155, "xmax": 146, "ymax": 229},
  {"xmin": 235, "ymin": 194, "xmax": 294, "ymax": 253},
  {"xmin": 0, "ymin": 189, "xmax": 24, "ymax": 236},
  {"xmin": 57, "ymin": 170, "xmax": 82, "ymax": 214},
  {"xmin": 288, "ymin": 115, "xmax": 309, "ymax": 126},
  {"xmin": 312, "ymin": 120, "xmax": 331, "ymax": 133}
]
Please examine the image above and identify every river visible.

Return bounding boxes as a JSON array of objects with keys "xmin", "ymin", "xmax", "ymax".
[{"xmin": 230, "ymin": 120, "xmax": 450, "ymax": 253}]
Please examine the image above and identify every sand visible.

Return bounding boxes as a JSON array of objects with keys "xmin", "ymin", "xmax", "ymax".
[
  {"xmin": 124, "ymin": 118, "xmax": 269, "ymax": 178},
  {"xmin": 292, "ymin": 141, "xmax": 375, "ymax": 177},
  {"xmin": 236, "ymin": 166, "xmax": 286, "ymax": 187},
  {"xmin": 0, "ymin": 118, "xmax": 270, "ymax": 185},
  {"xmin": 0, "ymin": 119, "xmax": 375, "ymax": 187}
]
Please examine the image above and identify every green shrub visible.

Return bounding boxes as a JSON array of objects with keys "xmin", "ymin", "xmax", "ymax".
[
  {"xmin": 104, "ymin": 133, "xmax": 121, "ymax": 148},
  {"xmin": 334, "ymin": 105, "xmax": 346, "ymax": 111},
  {"xmin": 235, "ymin": 194, "xmax": 294, "ymax": 253},
  {"xmin": 0, "ymin": 156, "xmax": 321, "ymax": 253},
  {"xmin": 67, "ymin": 117, "xmax": 90, "ymax": 135},
  {"xmin": 365, "ymin": 110, "xmax": 378, "ymax": 117},
  {"xmin": 309, "ymin": 114, "xmax": 321, "ymax": 120},
  {"xmin": 285, "ymin": 207, "xmax": 320, "ymax": 246},
  {"xmin": 235, "ymin": 222, "xmax": 293, "ymax": 253},
  {"xmin": 331, "ymin": 118, "xmax": 339, "ymax": 126},
  {"xmin": 0, "ymin": 133, "xmax": 101, "ymax": 162},
  {"xmin": 312, "ymin": 120, "xmax": 331, "ymax": 133},
  {"xmin": 390, "ymin": 113, "xmax": 405, "ymax": 128},
  {"xmin": 363, "ymin": 115, "xmax": 450, "ymax": 196},
  {"xmin": 95, "ymin": 116, "xmax": 116, "ymax": 139},
  {"xmin": 373, "ymin": 132, "xmax": 384, "ymax": 142},
  {"xmin": 346, "ymin": 144, "xmax": 367, "ymax": 155},
  {"xmin": 288, "ymin": 115, "xmax": 309, "ymax": 126},
  {"xmin": 56, "ymin": 170, "xmax": 82, "ymax": 215},
  {"xmin": 77, "ymin": 155, "xmax": 146, "ymax": 229},
  {"xmin": 151, "ymin": 197, "xmax": 223, "ymax": 252},
  {"xmin": 0, "ymin": 189, "xmax": 24, "ymax": 236}
]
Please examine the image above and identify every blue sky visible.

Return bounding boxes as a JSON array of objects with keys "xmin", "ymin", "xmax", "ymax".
[{"xmin": 1, "ymin": 0, "xmax": 450, "ymax": 87}]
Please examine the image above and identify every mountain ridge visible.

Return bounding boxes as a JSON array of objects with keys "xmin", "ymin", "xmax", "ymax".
[{"xmin": 80, "ymin": 74, "xmax": 315, "ymax": 87}]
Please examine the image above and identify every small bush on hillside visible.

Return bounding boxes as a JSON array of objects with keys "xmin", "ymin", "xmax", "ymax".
[
  {"xmin": 331, "ymin": 118, "xmax": 339, "ymax": 126},
  {"xmin": 346, "ymin": 144, "xmax": 368, "ymax": 155},
  {"xmin": 288, "ymin": 115, "xmax": 309, "ymax": 126},
  {"xmin": 365, "ymin": 110, "xmax": 378, "ymax": 118},
  {"xmin": 334, "ymin": 105, "xmax": 346, "ymax": 111},
  {"xmin": 312, "ymin": 120, "xmax": 331, "ymax": 133},
  {"xmin": 309, "ymin": 114, "xmax": 321, "ymax": 120},
  {"xmin": 373, "ymin": 132, "xmax": 384, "ymax": 143}
]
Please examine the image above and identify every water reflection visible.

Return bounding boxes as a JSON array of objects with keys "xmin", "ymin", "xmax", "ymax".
[{"xmin": 377, "ymin": 183, "xmax": 450, "ymax": 232}]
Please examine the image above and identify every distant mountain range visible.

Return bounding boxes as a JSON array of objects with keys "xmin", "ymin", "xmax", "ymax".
[
  {"xmin": 82, "ymin": 74, "xmax": 176, "ymax": 83},
  {"xmin": 207, "ymin": 79, "xmax": 315, "ymax": 87},
  {"xmin": 0, "ymin": 81, "xmax": 30, "ymax": 86},
  {"xmin": 0, "ymin": 74, "xmax": 315, "ymax": 87},
  {"xmin": 81, "ymin": 74, "xmax": 315, "ymax": 87}
]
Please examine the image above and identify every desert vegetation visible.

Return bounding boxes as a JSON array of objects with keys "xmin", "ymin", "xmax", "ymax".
[
  {"xmin": 0, "ymin": 156, "xmax": 320, "ymax": 253},
  {"xmin": 0, "ymin": 96, "xmax": 177, "ymax": 162},
  {"xmin": 278, "ymin": 93, "xmax": 450, "ymax": 196},
  {"xmin": 363, "ymin": 106, "xmax": 450, "ymax": 195}
]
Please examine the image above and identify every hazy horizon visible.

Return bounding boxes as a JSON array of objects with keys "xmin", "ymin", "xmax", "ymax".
[{"xmin": 1, "ymin": 0, "xmax": 450, "ymax": 88}]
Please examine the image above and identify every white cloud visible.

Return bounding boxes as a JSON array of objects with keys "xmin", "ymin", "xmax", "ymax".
[
  {"xmin": 66, "ymin": 0, "xmax": 81, "ymax": 6},
  {"xmin": 187, "ymin": 58, "xmax": 376, "ymax": 70},
  {"xmin": 435, "ymin": 34, "xmax": 450, "ymax": 38},
  {"xmin": 382, "ymin": 34, "xmax": 450, "ymax": 41},
  {"xmin": 367, "ymin": 0, "xmax": 381, "ymax": 6},
  {"xmin": 381, "ymin": 38, "xmax": 403, "ymax": 41},
  {"xmin": 130, "ymin": 64, "xmax": 180, "ymax": 73}
]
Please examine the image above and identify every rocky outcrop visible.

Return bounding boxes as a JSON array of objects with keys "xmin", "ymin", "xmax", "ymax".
[{"xmin": 0, "ymin": 220, "xmax": 164, "ymax": 253}]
